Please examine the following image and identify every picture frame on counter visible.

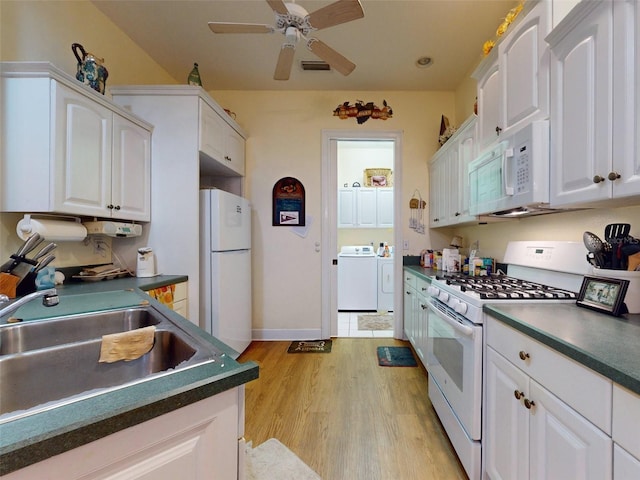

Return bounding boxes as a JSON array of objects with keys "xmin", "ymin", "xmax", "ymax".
[{"xmin": 576, "ymin": 275, "xmax": 629, "ymax": 317}]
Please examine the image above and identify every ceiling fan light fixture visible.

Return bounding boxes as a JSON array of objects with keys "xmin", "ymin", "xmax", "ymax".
[
  {"xmin": 301, "ymin": 60, "xmax": 331, "ymax": 71},
  {"xmin": 416, "ymin": 56, "xmax": 433, "ymax": 68}
]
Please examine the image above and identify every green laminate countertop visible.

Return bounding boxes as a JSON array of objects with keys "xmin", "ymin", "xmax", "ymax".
[
  {"xmin": 0, "ymin": 276, "xmax": 259, "ymax": 476},
  {"xmin": 485, "ymin": 303, "xmax": 640, "ymax": 395},
  {"xmin": 403, "ymin": 265, "xmax": 437, "ymax": 282}
]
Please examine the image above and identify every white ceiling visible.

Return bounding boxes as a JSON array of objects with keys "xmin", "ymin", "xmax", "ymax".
[{"xmin": 92, "ymin": 0, "xmax": 518, "ymax": 91}]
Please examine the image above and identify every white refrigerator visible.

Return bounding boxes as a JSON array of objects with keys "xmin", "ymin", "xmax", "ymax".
[{"xmin": 200, "ymin": 189, "xmax": 252, "ymax": 358}]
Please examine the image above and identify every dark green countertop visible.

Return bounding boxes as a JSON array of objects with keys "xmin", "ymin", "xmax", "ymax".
[
  {"xmin": 485, "ymin": 303, "xmax": 640, "ymax": 395},
  {"xmin": 403, "ymin": 265, "xmax": 437, "ymax": 282},
  {"xmin": 0, "ymin": 276, "xmax": 259, "ymax": 476}
]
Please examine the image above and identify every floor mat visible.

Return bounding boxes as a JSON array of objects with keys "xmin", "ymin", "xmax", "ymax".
[
  {"xmin": 287, "ymin": 339, "xmax": 332, "ymax": 353},
  {"xmin": 357, "ymin": 313, "xmax": 393, "ymax": 330},
  {"xmin": 245, "ymin": 438, "xmax": 321, "ymax": 480},
  {"xmin": 376, "ymin": 346, "xmax": 417, "ymax": 367}
]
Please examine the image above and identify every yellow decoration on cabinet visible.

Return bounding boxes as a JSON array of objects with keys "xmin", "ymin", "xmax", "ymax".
[
  {"xmin": 148, "ymin": 285, "xmax": 175, "ymax": 309},
  {"xmin": 483, "ymin": 2, "xmax": 524, "ymax": 55}
]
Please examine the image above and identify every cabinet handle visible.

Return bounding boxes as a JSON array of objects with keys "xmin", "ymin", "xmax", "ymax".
[
  {"xmin": 514, "ymin": 390, "xmax": 524, "ymax": 400},
  {"xmin": 593, "ymin": 175, "xmax": 605, "ymax": 184},
  {"xmin": 455, "ymin": 212, "xmax": 461, "ymax": 216},
  {"xmin": 107, "ymin": 204, "xmax": 114, "ymax": 210},
  {"xmin": 406, "ymin": 291, "xmax": 412, "ymax": 295},
  {"xmin": 608, "ymin": 171, "xmax": 621, "ymax": 181},
  {"xmin": 524, "ymin": 398, "xmax": 535, "ymax": 409},
  {"xmin": 224, "ymin": 155, "xmax": 232, "ymax": 162},
  {"xmin": 421, "ymin": 303, "xmax": 428, "ymax": 310},
  {"xmin": 495, "ymin": 126, "xmax": 502, "ymax": 135},
  {"xmin": 114, "ymin": 205, "xmax": 120, "ymax": 211},
  {"xmin": 518, "ymin": 351, "xmax": 530, "ymax": 361}
]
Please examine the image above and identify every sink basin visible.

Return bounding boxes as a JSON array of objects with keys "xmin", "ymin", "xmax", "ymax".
[{"xmin": 0, "ymin": 306, "xmax": 226, "ymax": 423}]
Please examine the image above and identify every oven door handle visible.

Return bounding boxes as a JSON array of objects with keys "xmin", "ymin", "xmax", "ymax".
[{"xmin": 428, "ymin": 300, "xmax": 475, "ymax": 337}]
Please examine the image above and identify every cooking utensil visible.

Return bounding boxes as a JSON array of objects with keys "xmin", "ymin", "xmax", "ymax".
[
  {"xmin": 0, "ymin": 233, "xmax": 43, "ymax": 273},
  {"xmin": 33, "ymin": 254, "xmax": 55, "ymax": 273},
  {"xmin": 32, "ymin": 243, "xmax": 57, "ymax": 261},
  {"xmin": 583, "ymin": 231, "xmax": 607, "ymax": 268},
  {"xmin": 605, "ymin": 223, "xmax": 632, "ymax": 269}
]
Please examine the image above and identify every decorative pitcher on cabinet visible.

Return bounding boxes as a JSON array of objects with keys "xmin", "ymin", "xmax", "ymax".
[{"xmin": 72, "ymin": 43, "xmax": 108, "ymax": 94}]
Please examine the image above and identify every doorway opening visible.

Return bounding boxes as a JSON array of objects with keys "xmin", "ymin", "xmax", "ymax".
[{"xmin": 321, "ymin": 130, "xmax": 404, "ymax": 340}]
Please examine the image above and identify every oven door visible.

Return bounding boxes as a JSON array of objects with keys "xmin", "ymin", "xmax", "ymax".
[{"xmin": 426, "ymin": 298, "xmax": 483, "ymax": 440}]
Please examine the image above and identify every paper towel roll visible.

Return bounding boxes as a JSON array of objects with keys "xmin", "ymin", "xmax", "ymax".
[{"xmin": 17, "ymin": 217, "xmax": 87, "ymax": 242}]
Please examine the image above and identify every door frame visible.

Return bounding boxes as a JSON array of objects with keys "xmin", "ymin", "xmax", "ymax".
[{"xmin": 321, "ymin": 129, "xmax": 404, "ymax": 339}]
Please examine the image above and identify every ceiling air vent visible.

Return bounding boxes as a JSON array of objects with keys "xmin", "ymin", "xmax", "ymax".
[{"xmin": 301, "ymin": 60, "xmax": 331, "ymax": 71}]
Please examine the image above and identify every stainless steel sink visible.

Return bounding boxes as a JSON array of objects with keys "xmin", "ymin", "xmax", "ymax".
[{"xmin": 0, "ymin": 306, "xmax": 226, "ymax": 423}]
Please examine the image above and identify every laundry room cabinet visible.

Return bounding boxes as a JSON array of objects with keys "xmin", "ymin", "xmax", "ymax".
[
  {"xmin": 338, "ymin": 187, "xmax": 393, "ymax": 228},
  {"xmin": 548, "ymin": 0, "xmax": 640, "ymax": 207},
  {"xmin": 0, "ymin": 62, "xmax": 152, "ymax": 221}
]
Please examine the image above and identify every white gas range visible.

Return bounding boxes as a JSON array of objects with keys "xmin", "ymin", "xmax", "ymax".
[{"xmin": 424, "ymin": 241, "xmax": 589, "ymax": 480}]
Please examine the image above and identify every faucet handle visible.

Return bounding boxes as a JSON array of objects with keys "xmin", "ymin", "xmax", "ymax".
[
  {"xmin": 43, "ymin": 293, "xmax": 60, "ymax": 307},
  {"xmin": 0, "ymin": 294, "xmax": 9, "ymax": 304}
]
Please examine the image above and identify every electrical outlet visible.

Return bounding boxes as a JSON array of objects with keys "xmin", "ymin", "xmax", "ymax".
[{"xmin": 403, "ymin": 240, "xmax": 409, "ymax": 250}]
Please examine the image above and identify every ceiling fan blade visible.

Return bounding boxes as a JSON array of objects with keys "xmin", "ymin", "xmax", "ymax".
[
  {"xmin": 266, "ymin": 0, "xmax": 289, "ymax": 16},
  {"xmin": 274, "ymin": 44, "xmax": 295, "ymax": 80},
  {"xmin": 307, "ymin": 38, "xmax": 355, "ymax": 76},
  {"xmin": 208, "ymin": 22, "xmax": 275, "ymax": 34},
  {"xmin": 306, "ymin": 0, "xmax": 364, "ymax": 31}
]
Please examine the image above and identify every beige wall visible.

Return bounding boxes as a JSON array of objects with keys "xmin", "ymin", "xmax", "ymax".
[{"xmin": 210, "ymin": 90, "xmax": 455, "ymax": 331}]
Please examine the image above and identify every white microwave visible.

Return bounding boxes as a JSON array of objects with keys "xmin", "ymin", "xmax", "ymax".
[{"xmin": 468, "ymin": 120, "xmax": 555, "ymax": 217}]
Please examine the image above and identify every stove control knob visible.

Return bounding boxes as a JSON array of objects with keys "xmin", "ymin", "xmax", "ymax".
[
  {"xmin": 427, "ymin": 286, "xmax": 439, "ymax": 296},
  {"xmin": 438, "ymin": 291, "xmax": 449, "ymax": 302},
  {"xmin": 454, "ymin": 301, "xmax": 468, "ymax": 315}
]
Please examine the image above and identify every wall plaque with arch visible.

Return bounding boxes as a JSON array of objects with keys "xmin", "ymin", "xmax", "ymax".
[{"xmin": 272, "ymin": 177, "xmax": 305, "ymax": 226}]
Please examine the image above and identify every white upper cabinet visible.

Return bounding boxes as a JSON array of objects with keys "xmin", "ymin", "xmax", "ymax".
[
  {"xmin": 429, "ymin": 115, "xmax": 477, "ymax": 228},
  {"xmin": 337, "ymin": 187, "xmax": 393, "ymax": 228},
  {"xmin": 474, "ymin": 1, "xmax": 551, "ymax": 150},
  {"xmin": 1, "ymin": 62, "xmax": 151, "ymax": 221},
  {"xmin": 548, "ymin": 0, "xmax": 640, "ymax": 207},
  {"xmin": 199, "ymin": 99, "xmax": 245, "ymax": 176}
]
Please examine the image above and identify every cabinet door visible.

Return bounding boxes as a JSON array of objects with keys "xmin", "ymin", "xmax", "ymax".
[
  {"xmin": 485, "ymin": 347, "xmax": 530, "ymax": 480},
  {"xmin": 549, "ymin": 1, "xmax": 613, "ymax": 206},
  {"xmin": 225, "ymin": 127, "xmax": 245, "ymax": 176},
  {"xmin": 501, "ymin": 0, "xmax": 550, "ymax": 133},
  {"xmin": 615, "ymin": 444, "xmax": 640, "ymax": 480},
  {"xmin": 476, "ymin": 60, "xmax": 501, "ymax": 148},
  {"xmin": 414, "ymin": 291, "xmax": 429, "ymax": 364},
  {"xmin": 403, "ymin": 280, "xmax": 416, "ymax": 345},
  {"xmin": 429, "ymin": 155, "xmax": 447, "ymax": 227},
  {"xmin": 456, "ymin": 119, "xmax": 477, "ymax": 221},
  {"xmin": 612, "ymin": 0, "xmax": 640, "ymax": 199},
  {"xmin": 376, "ymin": 188, "xmax": 394, "ymax": 227},
  {"xmin": 198, "ymin": 99, "xmax": 226, "ymax": 162},
  {"xmin": 356, "ymin": 188, "xmax": 376, "ymax": 227},
  {"xmin": 529, "ymin": 379, "xmax": 612, "ymax": 480},
  {"xmin": 112, "ymin": 114, "xmax": 151, "ymax": 221},
  {"xmin": 54, "ymin": 82, "xmax": 112, "ymax": 216},
  {"xmin": 337, "ymin": 189, "xmax": 357, "ymax": 227}
]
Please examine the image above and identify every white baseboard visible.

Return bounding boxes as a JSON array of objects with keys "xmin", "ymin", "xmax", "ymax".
[{"xmin": 251, "ymin": 329, "xmax": 324, "ymax": 341}]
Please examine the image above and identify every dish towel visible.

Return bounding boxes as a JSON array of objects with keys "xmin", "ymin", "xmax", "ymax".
[{"xmin": 99, "ymin": 326, "xmax": 156, "ymax": 363}]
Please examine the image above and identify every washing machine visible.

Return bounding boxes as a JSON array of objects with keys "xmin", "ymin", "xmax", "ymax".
[
  {"xmin": 377, "ymin": 255, "xmax": 394, "ymax": 312},
  {"xmin": 338, "ymin": 245, "xmax": 377, "ymax": 311}
]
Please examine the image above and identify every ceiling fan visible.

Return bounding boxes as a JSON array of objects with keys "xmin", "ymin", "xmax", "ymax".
[{"xmin": 208, "ymin": 0, "xmax": 364, "ymax": 80}]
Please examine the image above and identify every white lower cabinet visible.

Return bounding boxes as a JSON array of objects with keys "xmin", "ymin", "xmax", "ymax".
[
  {"xmin": 4, "ymin": 388, "xmax": 242, "ymax": 480},
  {"xmin": 613, "ymin": 384, "xmax": 640, "ymax": 479},
  {"xmin": 402, "ymin": 270, "xmax": 429, "ymax": 366},
  {"xmin": 484, "ymin": 318, "xmax": 613, "ymax": 480}
]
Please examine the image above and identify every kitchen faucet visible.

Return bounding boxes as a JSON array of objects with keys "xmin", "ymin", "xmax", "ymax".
[{"xmin": 0, "ymin": 288, "xmax": 59, "ymax": 321}]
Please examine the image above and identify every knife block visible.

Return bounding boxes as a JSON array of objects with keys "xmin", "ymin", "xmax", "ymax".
[
  {"xmin": 0, "ymin": 272, "xmax": 20, "ymax": 299},
  {"xmin": 15, "ymin": 272, "xmax": 37, "ymax": 297}
]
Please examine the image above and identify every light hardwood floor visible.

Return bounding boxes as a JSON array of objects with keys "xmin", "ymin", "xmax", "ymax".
[{"xmin": 238, "ymin": 338, "xmax": 468, "ymax": 479}]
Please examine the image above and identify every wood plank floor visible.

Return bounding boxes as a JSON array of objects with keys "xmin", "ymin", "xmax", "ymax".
[{"xmin": 237, "ymin": 338, "xmax": 468, "ymax": 480}]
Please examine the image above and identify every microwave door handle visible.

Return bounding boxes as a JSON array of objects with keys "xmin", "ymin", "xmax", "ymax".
[
  {"xmin": 427, "ymin": 300, "xmax": 475, "ymax": 337},
  {"xmin": 502, "ymin": 148, "xmax": 515, "ymax": 196}
]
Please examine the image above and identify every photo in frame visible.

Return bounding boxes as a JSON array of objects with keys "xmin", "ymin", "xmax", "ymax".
[{"xmin": 576, "ymin": 275, "xmax": 629, "ymax": 316}]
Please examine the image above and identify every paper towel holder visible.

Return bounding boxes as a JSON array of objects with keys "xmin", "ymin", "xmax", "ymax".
[{"xmin": 17, "ymin": 214, "xmax": 87, "ymax": 242}]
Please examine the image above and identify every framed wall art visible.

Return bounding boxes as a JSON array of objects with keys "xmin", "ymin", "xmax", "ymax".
[
  {"xmin": 272, "ymin": 177, "xmax": 305, "ymax": 226},
  {"xmin": 576, "ymin": 275, "xmax": 629, "ymax": 316}
]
